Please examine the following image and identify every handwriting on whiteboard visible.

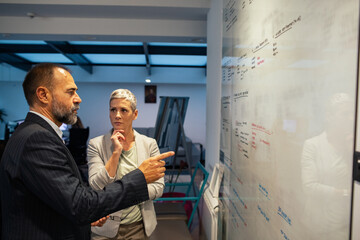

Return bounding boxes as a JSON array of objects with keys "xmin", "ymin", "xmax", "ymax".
[
  {"xmin": 259, "ymin": 183, "xmax": 270, "ymax": 200},
  {"xmin": 280, "ymin": 229, "xmax": 290, "ymax": 240},
  {"xmin": 278, "ymin": 206, "xmax": 292, "ymax": 226},
  {"xmin": 251, "ymin": 123, "xmax": 273, "ymax": 135},
  {"xmin": 233, "ymin": 188, "xmax": 248, "ymax": 209},
  {"xmin": 230, "ymin": 198, "xmax": 248, "ymax": 227},
  {"xmin": 274, "ymin": 16, "xmax": 302, "ymax": 39},
  {"xmin": 258, "ymin": 205, "xmax": 270, "ymax": 222}
]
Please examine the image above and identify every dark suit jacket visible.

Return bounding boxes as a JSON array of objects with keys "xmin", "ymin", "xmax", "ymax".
[{"xmin": 0, "ymin": 112, "xmax": 149, "ymax": 240}]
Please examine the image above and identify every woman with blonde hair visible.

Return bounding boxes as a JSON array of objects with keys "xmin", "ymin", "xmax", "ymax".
[{"xmin": 88, "ymin": 89, "xmax": 163, "ymax": 239}]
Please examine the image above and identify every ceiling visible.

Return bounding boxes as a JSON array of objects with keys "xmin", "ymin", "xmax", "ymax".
[
  {"xmin": 0, "ymin": 0, "xmax": 209, "ymax": 74},
  {"xmin": 0, "ymin": 40, "xmax": 207, "ymax": 74},
  {"xmin": 0, "ymin": 3, "xmax": 208, "ymax": 20}
]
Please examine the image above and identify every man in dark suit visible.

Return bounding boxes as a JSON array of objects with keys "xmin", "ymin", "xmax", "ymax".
[{"xmin": 0, "ymin": 63, "xmax": 174, "ymax": 240}]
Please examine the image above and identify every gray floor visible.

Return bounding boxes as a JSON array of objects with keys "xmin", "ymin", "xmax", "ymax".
[
  {"xmin": 156, "ymin": 168, "xmax": 208, "ymax": 240},
  {"xmin": 190, "ymin": 202, "xmax": 207, "ymax": 240}
]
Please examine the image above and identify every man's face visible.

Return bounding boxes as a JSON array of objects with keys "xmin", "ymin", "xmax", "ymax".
[{"xmin": 50, "ymin": 68, "xmax": 81, "ymax": 125}]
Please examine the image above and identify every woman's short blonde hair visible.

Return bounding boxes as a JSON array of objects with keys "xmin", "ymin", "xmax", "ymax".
[{"xmin": 109, "ymin": 89, "xmax": 137, "ymax": 111}]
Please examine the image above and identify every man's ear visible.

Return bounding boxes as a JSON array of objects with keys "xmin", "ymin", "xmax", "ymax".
[{"xmin": 36, "ymin": 86, "xmax": 51, "ymax": 104}]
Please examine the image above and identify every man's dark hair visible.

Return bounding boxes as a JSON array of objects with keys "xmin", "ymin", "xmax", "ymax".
[{"xmin": 22, "ymin": 63, "xmax": 71, "ymax": 106}]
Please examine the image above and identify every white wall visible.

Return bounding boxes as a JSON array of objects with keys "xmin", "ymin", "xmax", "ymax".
[
  {"xmin": 75, "ymin": 82, "xmax": 206, "ymax": 145},
  {"xmin": 0, "ymin": 63, "xmax": 206, "ymax": 146}
]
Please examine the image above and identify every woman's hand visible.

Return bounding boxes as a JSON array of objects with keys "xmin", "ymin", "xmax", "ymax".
[
  {"xmin": 106, "ymin": 130, "xmax": 125, "ymax": 177},
  {"xmin": 111, "ymin": 129, "xmax": 125, "ymax": 154}
]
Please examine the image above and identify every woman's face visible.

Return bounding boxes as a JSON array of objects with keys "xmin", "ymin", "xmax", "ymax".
[{"xmin": 109, "ymin": 98, "xmax": 138, "ymax": 132}]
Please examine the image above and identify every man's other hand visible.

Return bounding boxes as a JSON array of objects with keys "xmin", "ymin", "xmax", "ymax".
[{"xmin": 91, "ymin": 216, "xmax": 109, "ymax": 227}]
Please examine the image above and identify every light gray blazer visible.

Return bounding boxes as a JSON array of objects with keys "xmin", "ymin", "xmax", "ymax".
[{"xmin": 87, "ymin": 130, "xmax": 164, "ymax": 238}]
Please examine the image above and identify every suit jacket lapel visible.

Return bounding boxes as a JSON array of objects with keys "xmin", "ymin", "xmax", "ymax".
[
  {"xmin": 25, "ymin": 112, "xmax": 83, "ymax": 183},
  {"xmin": 25, "ymin": 112, "xmax": 60, "ymax": 138}
]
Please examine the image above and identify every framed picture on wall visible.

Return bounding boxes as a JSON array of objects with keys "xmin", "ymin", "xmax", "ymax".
[{"xmin": 145, "ymin": 85, "xmax": 157, "ymax": 103}]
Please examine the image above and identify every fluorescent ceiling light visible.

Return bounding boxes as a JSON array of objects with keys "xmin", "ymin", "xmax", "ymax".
[
  {"xmin": 69, "ymin": 41, "xmax": 143, "ymax": 46},
  {"xmin": 16, "ymin": 53, "xmax": 73, "ymax": 63},
  {"xmin": 149, "ymin": 42, "xmax": 207, "ymax": 47},
  {"xmin": 0, "ymin": 40, "xmax": 46, "ymax": 45},
  {"xmin": 83, "ymin": 54, "xmax": 146, "ymax": 64},
  {"xmin": 150, "ymin": 55, "xmax": 206, "ymax": 66}
]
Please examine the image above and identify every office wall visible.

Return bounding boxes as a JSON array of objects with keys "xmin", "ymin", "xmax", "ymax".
[
  {"xmin": 75, "ymin": 82, "xmax": 206, "ymax": 145},
  {"xmin": 0, "ymin": 64, "xmax": 206, "ymax": 146}
]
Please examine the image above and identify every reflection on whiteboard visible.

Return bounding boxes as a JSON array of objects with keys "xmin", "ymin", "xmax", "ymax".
[
  {"xmin": 220, "ymin": 0, "xmax": 358, "ymax": 240},
  {"xmin": 301, "ymin": 93, "xmax": 352, "ymax": 239},
  {"xmin": 282, "ymin": 119, "xmax": 296, "ymax": 133}
]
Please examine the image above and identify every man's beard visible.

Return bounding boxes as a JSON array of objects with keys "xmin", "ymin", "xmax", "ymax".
[{"xmin": 52, "ymin": 98, "xmax": 80, "ymax": 125}]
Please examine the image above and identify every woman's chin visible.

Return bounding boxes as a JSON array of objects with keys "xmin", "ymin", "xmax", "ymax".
[{"xmin": 113, "ymin": 126, "xmax": 123, "ymax": 131}]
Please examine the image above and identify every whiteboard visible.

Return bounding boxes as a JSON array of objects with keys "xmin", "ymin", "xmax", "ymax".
[{"xmin": 220, "ymin": 0, "xmax": 359, "ymax": 239}]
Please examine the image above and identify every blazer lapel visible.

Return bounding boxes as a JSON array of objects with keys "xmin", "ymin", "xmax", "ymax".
[
  {"xmin": 134, "ymin": 130, "xmax": 147, "ymax": 166},
  {"xmin": 104, "ymin": 130, "xmax": 113, "ymax": 162}
]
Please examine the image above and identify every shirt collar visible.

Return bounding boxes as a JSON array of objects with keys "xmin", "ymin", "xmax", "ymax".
[{"xmin": 30, "ymin": 111, "xmax": 64, "ymax": 141}]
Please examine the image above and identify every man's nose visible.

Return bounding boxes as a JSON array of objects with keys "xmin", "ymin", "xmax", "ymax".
[{"xmin": 74, "ymin": 93, "xmax": 82, "ymax": 103}]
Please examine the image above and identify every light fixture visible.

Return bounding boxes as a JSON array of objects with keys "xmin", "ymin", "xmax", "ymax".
[
  {"xmin": 26, "ymin": 12, "xmax": 36, "ymax": 19},
  {"xmin": 145, "ymin": 77, "xmax": 151, "ymax": 83}
]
